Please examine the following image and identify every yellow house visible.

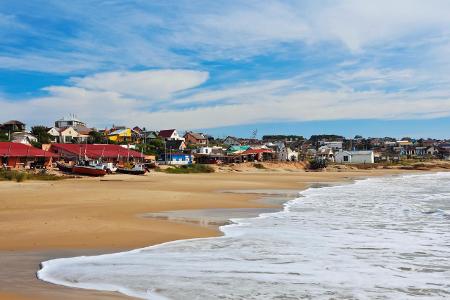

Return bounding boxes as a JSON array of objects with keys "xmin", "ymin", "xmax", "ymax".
[{"xmin": 108, "ymin": 128, "xmax": 132, "ymax": 143}]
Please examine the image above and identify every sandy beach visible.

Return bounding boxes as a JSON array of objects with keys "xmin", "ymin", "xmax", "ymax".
[{"xmin": 0, "ymin": 169, "xmax": 417, "ymax": 299}]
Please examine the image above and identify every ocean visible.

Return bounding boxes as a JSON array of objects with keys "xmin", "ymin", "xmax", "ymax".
[{"xmin": 38, "ymin": 173, "xmax": 450, "ymax": 299}]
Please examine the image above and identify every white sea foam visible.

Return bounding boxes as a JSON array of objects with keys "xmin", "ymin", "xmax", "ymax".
[{"xmin": 38, "ymin": 173, "xmax": 450, "ymax": 299}]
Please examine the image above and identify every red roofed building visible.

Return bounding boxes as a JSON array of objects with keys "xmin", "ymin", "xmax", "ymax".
[
  {"xmin": 49, "ymin": 144, "xmax": 144, "ymax": 163},
  {"xmin": 158, "ymin": 129, "xmax": 184, "ymax": 141},
  {"xmin": 0, "ymin": 142, "xmax": 56, "ymax": 168}
]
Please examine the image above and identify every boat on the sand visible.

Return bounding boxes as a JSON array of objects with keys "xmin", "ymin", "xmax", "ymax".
[
  {"xmin": 56, "ymin": 161, "xmax": 73, "ymax": 173},
  {"xmin": 72, "ymin": 160, "xmax": 107, "ymax": 177},
  {"xmin": 116, "ymin": 163, "xmax": 147, "ymax": 175}
]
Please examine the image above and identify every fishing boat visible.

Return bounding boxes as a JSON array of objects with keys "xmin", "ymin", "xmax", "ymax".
[
  {"xmin": 56, "ymin": 161, "xmax": 73, "ymax": 173},
  {"xmin": 116, "ymin": 163, "xmax": 147, "ymax": 175},
  {"xmin": 102, "ymin": 162, "xmax": 117, "ymax": 174},
  {"xmin": 72, "ymin": 160, "xmax": 107, "ymax": 177}
]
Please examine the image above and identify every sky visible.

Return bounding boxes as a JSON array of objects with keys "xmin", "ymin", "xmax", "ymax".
[{"xmin": 1, "ymin": 0, "xmax": 450, "ymax": 138}]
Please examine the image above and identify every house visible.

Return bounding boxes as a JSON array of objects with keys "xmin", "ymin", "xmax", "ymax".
[
  {"xmin": 196, "ymin": 146, "xmax": 213, "ymax": 155},
  {"xmin": 0, "ymin": 142, "xmax": 56, "ymax": 168},
  {"xmin": 426, "ymin": 146, "xmax": 439, "ymax": 156},
  {"xmin": 49, "ymin": 144, "xmax": 144, "ymax": 163},
  {"xmin": 107, "ymin": 128, "xmax": 132, "ymax": 143},
  {"xmin": 415, "ymin": 147, "xmax": 428, "ymax": 157},
  {"xmin": 58, "ymin": 126, "xmax": 89, "ymax": 143},
  {"xmin": 11, "ymin": 132, "xmax": 38, "ymax": 145},
  {"xmin": 47, "ymin": 127, "xmax": 60, "ymax": 142},
  {"xmin": 223, "ymin": 136, "xmax": 241, "ymax": 146},
  {"xmin": 159, "ymin": 153, "xmax": 193, "ymax": 165},
  {"xmin": 158, "ymin": 129, "xmax": 184, "ymax": 141},
  {"xmin": 47, "ymin": 125, "xmax": 91, "ymax": 144},
  {"xmin": 184, "ymin": 131, "xmax": 207, "ymax": 145},
  {"xmin": 320, "ymin": 141, "xmax": 343, "ymax": 150},
  {"xmin": 0, "ymin": 120, "xmax": 26, "ymax": 133},
  {"xmin": 54, "ymin": 115, "xmax": 86, "ymax": 128},
  {"xmin": 280, "ymin": 147, "xmax": 299, "ymax": 161},
  {"xmin": 335, "ymin": 150, "xmax": 374, "ymax": 164},
  {"xmin": 141, "ymin": 131, "xmax": 159, "ymax": 142},
  {"xmin": 196, "ymin": 146, "xmax": 225, "ymax": 155},
  {"xmin": 317, "ymin": 146, "xmax": 334, "ymax": 161},
  {"xmin": 165, "ymin": 140, "xmax": 187, "ymax": 151}
]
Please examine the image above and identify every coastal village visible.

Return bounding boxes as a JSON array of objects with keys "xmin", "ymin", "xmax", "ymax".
[{"xmin": 1, "ymin": 115, "xmax": 450, "ymax": 176}]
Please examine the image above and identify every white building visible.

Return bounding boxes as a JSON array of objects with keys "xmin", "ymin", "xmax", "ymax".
[
  {"xmin": 335, "ymin": 150, "xmax": 374, "ymax": 164},
  {"xmin": 11, "ymin": 132, "xmax": 38, "ymax": 145},
  {"xmin": 55, "ymin": 115, "xmax": 86, "ymax": 128},
  {"xmin": 320, "ymin": 141, "xmax": 343, "ymax": 150},
  {"xmin": 158, "ymin": 129, "xmax": 184, "ymax": 141},
  {"xmin": 317, "ymin": 146, "xmax": 335, "ymax": 162},
  {"xmin": 280, "ymin": 147, "xmax": 299, "ymax": 161}
]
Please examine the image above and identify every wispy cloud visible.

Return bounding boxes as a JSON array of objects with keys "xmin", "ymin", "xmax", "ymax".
[
  {"xmin": 1, "ymin": 69, "xmax": 449, "ymax": 130},
  {"xmin": 2, "ymin": 1, "xmax": 450, "ymax": 73}
]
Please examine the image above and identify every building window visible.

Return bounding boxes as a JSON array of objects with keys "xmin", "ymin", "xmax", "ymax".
[{"xmin": 343, "ymin": 156, "xmax": 349, "ymax": 162}]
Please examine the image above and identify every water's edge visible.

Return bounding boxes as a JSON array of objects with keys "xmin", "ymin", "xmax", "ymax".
[{"xmin": 36, "ymin": 173, "xmax": 421, "ymax": 300}]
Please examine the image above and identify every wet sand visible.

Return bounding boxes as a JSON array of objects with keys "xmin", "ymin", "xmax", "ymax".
[{"xmin": 0, "ymin": 170, "xmax": 415, "ymax": 299}]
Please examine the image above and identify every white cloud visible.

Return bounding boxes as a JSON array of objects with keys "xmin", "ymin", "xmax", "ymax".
[
  {"xmin": 71, "ymin": 69, "xmax": 209, "ymax": 99},
  {"xmin": 1, "ymin": 69, "xmax": 450, "ymax": 131}
]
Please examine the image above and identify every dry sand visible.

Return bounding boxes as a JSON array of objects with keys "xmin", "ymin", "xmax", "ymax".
[{"xmin": 0, "ymin": 169, "xmax": 416, "ymax": 299}]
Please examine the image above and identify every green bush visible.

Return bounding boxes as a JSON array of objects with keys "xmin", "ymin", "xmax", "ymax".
[
  {"xmin": 164, "ymin": 164, "xmax": 215, "ymax": 174},
  {"xmin": 308, "ymin": 159, "xmax": 328, "ymax": 170},
  {"xmin": 0, "ymin": 169, "xmax": 63, "ymax": 182},
  {"xmin": 14, "ymin": 172, "xmax": 27, "ymax": 182}
]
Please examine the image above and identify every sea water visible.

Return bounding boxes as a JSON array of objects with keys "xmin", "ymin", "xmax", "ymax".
[{"xmin": 38, "ymin": 173, "xmax": 450, "ymax": 299}]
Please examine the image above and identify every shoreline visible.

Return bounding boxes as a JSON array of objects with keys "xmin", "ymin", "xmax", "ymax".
[{"xmin": 0, "ymin": 169, "xmax": 429, "ymax": 300}]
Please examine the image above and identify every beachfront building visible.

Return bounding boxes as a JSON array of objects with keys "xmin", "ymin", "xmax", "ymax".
[
  {"xmin": 0, "ymin": 142, "xmax": 56, "ymax": 168},
  {"xmin": 241, "ymin": 148, "xmax": 276, "ymax": 162},
  {"xmin": 49, "ymin": 144, "xmax": 144, "ymax": 163},
  {"xmin": 335, "ymin": 150, "xmax": 375, "ymax": 164},
  {"xmin": 159, "ymin": 153, "xmax": 193, "ymax": 165}
]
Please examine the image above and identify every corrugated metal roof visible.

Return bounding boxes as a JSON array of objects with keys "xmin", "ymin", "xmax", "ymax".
[
  {"xmin": 0, "ymin": 142, "xmax": 56, "ymax": 157},
  {"xmin": 50, "ymin": 144, "xmax": 144, "ymax": 159}
]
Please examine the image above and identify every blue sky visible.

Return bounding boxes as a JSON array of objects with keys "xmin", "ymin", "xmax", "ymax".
[{"xmin": 1, "ymin": 0, "xmax": 450, "ymax": 138}]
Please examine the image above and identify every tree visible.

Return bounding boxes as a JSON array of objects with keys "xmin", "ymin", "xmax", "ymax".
[
  {"xmin": 31, "ymin": 126, "xmax": 52, "ymax": 144},
  {"xmin": 0, "ymin": 131, "xmax": 9, "ymax": 141},
  {"xmin": 88, "ymin": 130, "xmax": 105, "ymax": 144},
  {"xmin": 135, "ymin": 139, "xmax": 165, "ymax": 155}
]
